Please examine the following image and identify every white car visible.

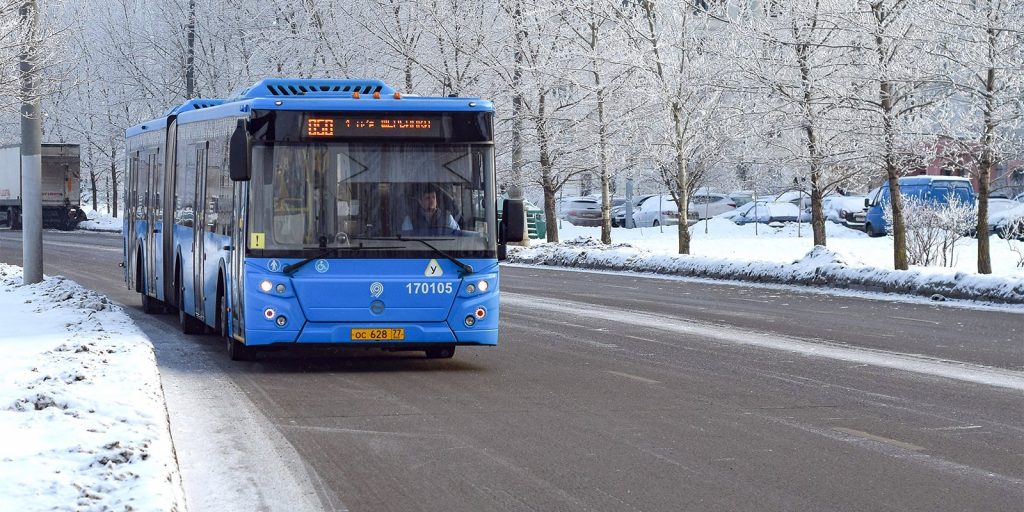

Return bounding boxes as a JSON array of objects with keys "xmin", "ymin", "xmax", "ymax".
[
  {"xmin": 732, "ymin": 201, "xmax": 805, "ymax": 225},
  {"xmin": 632, "ymin": 194, "xmax": 698, "ymax": 227},
  {"xmin": 823, "ymin": 195, "xmax": 868, "ymax": 224},
  {"xmin": 689, "ymin": 192, "xmax": 737, "ymax": 219}
]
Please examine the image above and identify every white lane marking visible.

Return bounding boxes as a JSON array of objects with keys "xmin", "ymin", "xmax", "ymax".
[
  {"xmin": 607, "ymin": 371, "xmax": 660, "ymax": 384},
  {"xmin": 0, "ymin": 234, "xmax": 121, "ymax": 253},
  {"xmin": 502, "ymin": 263, "xmax": 1024, "ymax": 314},
  {"xmin": 890, "ymin": 315, "xmax": 942, "ymax": 325},
  {"xmin": 502, "ymin": 292, "xmax": 1024, "ymax": 392},
  {"xmin": 832, "ymin": 427, "xmax": 926, "ymax": 452}
]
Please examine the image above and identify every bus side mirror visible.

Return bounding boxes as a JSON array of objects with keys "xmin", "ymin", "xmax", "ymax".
[
  {"xmin": 229, "ymin": 120, "xmax": 251, "ymax": 181},
  {"xmin": 502, "ymin": 198, "xmax": 525, "ymax": 243},
  {"xmin": 864, "ymin": 198, "xmax": 870, "ymax": 208}
]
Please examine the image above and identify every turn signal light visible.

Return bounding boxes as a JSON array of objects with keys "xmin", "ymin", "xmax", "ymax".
[
  {"xmin": 475, "ymin": 307, "xmax": 486, "ymax": 319},
  {"xmin": 264, "ymin": 308, "xmax": 275, "ymax": 320}
]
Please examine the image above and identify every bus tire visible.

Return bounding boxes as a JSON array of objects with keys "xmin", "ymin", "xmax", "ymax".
[
  {"xmin": 220, "ymin": 288, "xmax": 251, "ymax": 361},
  {"xmin": 425, "ymin": 345, "xmax": 456, "ymax": 359}
]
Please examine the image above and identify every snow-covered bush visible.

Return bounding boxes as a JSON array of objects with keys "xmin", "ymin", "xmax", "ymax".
[
  {"xmin": 1003, "ymin": 219, "xmax": 1024, "ymax": 268},
  {"xmin": 884, "ymin": 195, "xmax": 976, "ymax": 267}
]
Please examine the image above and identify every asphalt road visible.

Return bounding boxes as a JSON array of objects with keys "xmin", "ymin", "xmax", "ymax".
[{"xmin": 2, "ymin": 230, "xmax": 1023, "ymax": 512}]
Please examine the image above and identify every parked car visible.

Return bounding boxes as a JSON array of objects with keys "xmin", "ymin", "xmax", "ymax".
[
  {"xmin": 824, "ymin": 195, "xmax": 868, "ymax": 224},
  {"xmin": 772, "ymin": 190, "xmax": 811, "ymax": 210},
  {"xmin": 632, "ymin": 194, "xmax": 698, "ymax": 227},
  {"xmin": 984, "ymin": 196, "xmax": 1019, "ymax": 215},
  {"xmin": 690, "ymin": 192, "xmax": 737, "ymax": 219},
  {"xmin": 864, "ymin": 176, "xmax": 976, "ymax": 237},
  {"xmin": 729, "ymin": 191, "xmax": 755, "ymax": 207},
  {"xmin": 990, "ymin": 203, "xmax": 1024, "ymax": 240},
  {"xmin": 556, "ymin": 196, "xmax": 602, "ymax": 226},
  {"xmin": 732, "ymin": 201, "xmax": 804, "ymax": 225},
  {"xmin": 841, "ymin": 187, "xmax": 878, "ymax": 231},
  {"xmin": 498, "ymin": 197, "xmax": 546, "ymax": 240},
  {"xmin": 611, "ymin": 194, "xmax": 657, "ymax": 227}
]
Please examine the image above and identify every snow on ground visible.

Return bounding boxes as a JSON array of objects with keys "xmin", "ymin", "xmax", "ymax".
[
  {"xmin": 0, "ymin": 264, "xmax": 184, "ymax": 511},
  {"xmin": 78, "ymin": 209, "xmax": 123, "ymax": 233},
  {"xmin": 554, "ymin": 217, "xmax": 1024, "ymax": 277},
  {"xmin": 513, "ymin": 219, "xmax": 1024, "ymax": 304}
]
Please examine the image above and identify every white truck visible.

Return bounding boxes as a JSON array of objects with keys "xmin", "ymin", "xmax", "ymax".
[{"xmin": 0, "ymin": 143, "xmax": 87, "ymax": 230}]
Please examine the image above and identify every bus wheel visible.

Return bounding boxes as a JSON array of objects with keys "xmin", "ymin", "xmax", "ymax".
[
  {"xmin": 425, "ymin": 345, "xmax": 456, "ymax": 359},
  {"xmin": 220, "ymin": 291, "xmax": 251, "ymax": 361}
]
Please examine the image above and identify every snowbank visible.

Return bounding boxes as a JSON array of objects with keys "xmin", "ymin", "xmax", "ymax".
[
  {"xmin": 509, "ymin": 236, "xmax": 1024, "ymax": 304},
  {"xmin": 0, "ymin": 264, "xmax": 184, "ymax": 511},
  {"xmin": 78, "ymin": 209, "xmax": 123, "ymax": 233}
]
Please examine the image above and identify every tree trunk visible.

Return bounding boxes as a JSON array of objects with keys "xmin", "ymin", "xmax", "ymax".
[
  {"xmin": 536, "ymin": 91, "xmax": 557, "ymax": 243},
  {"xmin": 672, "ymin": 103, "xmax": 690, "ymax": 255},
  {"xmin": 797, "ymin": 40, "xmax": 827, "ymax": 247},
  {"xmin": 976, "ymin": 34, "xmax": 998, "ymax": 274},
  {"xmin": 111, "ymin": 145, "xmax": 119, "ymax": 218},
  {"xmin": 871, "ymin": 5, "xmax": 908, "ymax": 270},
  {"xmin": 587, "ymin": 18, "xmax": 612, "ymax": 245}
]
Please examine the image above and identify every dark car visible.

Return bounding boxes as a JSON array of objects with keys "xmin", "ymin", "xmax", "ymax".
[{"xmin": 557, "ymin": 197, "xmax": 602, "ymax": 226}]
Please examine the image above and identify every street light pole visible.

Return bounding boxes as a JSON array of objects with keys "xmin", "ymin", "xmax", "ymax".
[{"xmin": 20, "ymin": 0, "xmax": 43, "ymax": 285}]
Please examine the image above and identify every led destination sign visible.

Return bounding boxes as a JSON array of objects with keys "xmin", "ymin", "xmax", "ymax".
[{"xmin": 304, "ymin": 114, "xmax": 442, "ymax": 139}]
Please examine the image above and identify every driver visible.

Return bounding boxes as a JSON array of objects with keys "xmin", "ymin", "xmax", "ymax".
[{"xmin": 401, "ymin": 187, "xmax": 459, "ymax": 234}]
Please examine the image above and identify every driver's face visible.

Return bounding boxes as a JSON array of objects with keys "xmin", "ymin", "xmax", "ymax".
[{"xmin": 419, "ymin": 191, "xmax": 437, "ymax": 211}]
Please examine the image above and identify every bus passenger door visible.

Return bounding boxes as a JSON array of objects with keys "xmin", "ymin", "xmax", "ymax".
[
  {"xmin": 192, "ymin": 144, "xmax": 209, "ymax": 321},
  {"xmin": 145, "ymin": 151, "xmax": 159, "ymax": 295},
  {"xmin": 126, "ymin": 153, "xmax": 139, "ymax": 288}
]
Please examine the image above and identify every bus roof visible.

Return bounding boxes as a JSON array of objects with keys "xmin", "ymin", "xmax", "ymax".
[
  {"xmin": 126, "ymin": 98, "xmax": 225, "ymax": 138},
  {"xmin": 128, "ymin": 79, "xmax": 495, "ymax": 134}
]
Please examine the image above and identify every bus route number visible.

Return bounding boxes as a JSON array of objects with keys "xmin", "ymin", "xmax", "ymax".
[{"xmin": 406, "ymin": 282, "xmax": 453, "ymax": 294}]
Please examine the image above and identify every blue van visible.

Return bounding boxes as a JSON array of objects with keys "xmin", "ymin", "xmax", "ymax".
[{"xmin": 863, "ymin": 176, "xmax": 976, "ymax": 237}]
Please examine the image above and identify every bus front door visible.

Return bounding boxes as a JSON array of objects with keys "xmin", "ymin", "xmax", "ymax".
[
  {"xmin": 145, "ymin": 151, "xmax": 159, "ymax": 296},
  {"xmin": 192, "ymin": 144, "xmax": 209, "ymax": 321}
]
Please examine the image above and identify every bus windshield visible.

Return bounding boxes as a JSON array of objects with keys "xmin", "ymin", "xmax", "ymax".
[{"xmin": 249, "ymin": 142, "xmax": 496, "ymax": 257}]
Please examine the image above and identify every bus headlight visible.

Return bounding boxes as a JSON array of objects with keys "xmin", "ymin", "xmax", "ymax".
[
  {"xmin": 464, "ymin": 315, "xmax": 476, "ymax": 326},
  {"xmin": 276, "ymin": 316, "xmax": 287, "ymax": 327},
  {"xmin": 477, "ymin": 280, "xmax": 489, "ymax": 292},
  {"xmin": 260, "ymin": 280, "xmax": 273, "ymax": 293}
]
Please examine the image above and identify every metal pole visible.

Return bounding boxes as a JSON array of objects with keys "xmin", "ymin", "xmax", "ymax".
[
  {"xmin": 624, "ymin": 178, "xmax": 634, "ymax": 229},
  {"xmin": 20, "ymin": 0, "xmax": 43, "ymax": 285}
]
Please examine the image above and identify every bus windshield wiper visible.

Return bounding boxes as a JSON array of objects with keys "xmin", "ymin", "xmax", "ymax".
[
  {"xmin": 282, "ymin": 247, "xmax": 338, "ymax": 276},
  {"xmin": 282, "ymin": 243, "xmax": 408, "ymax": 276},
  {"xmin": 354, "ymin": 236, "xmax": 474, "ymax": 276}
]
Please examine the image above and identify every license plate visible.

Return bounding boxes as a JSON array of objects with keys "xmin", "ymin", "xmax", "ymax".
[{"xmin": 351, "ymin": 328, "xmax": 405, "ymax": 341}]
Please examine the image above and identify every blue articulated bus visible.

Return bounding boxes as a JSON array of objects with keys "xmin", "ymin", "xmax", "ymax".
[{"xmin": 124, "ymin": 79, "xmax": 524, "ymax": 360}]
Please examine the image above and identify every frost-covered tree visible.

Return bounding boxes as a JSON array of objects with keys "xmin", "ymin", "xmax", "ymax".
[
  {"xmin": 847, "ymin": 0, "xmax": 945, "ymax": 270},
  {"xmin": 560, "ymin": 0, "xmax": 638, "ymax": 244},
  {"xmin": 616, "ymin": 0, "xmax": 739, "ymax": 254},
  {"xmin": 925, "ymin": 0, "xmax": 1024, "ymax": 274},
  {"xmin": 737, "ymin": 0, "xmax": 865, "ymax": 248}
]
